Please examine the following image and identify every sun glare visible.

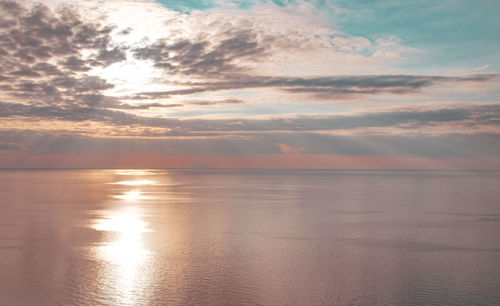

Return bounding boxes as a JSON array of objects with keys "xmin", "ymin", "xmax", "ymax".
[
  {"xmin": 112, "ymin": 179, "xmax": 157, "ymax": 186},
  {"xmin": 91, "ymin": 57, "xmax": 160, "ymax": 96},
  {"xmin": 113, "ymin": 190, "xmax": 151, "ymax": 200},
  {"xmin": 91, "ymin": 209, "xmax": 153, "ymax": 304},
  {"xmin": 90, "ymin": 172, "xmax": 157, "ymax": 303},
  {"xmin": 114, "ymin": 170, "xmax": 155, "ymax": 176},
  {"xmin": 93, "ymin": 213, "xmax": 152, "ymax": 266}
]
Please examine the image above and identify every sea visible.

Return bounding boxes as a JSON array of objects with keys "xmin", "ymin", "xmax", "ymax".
[{"xmin": 1, "ymin": 169, "xmax": 499, "ymax": 305}]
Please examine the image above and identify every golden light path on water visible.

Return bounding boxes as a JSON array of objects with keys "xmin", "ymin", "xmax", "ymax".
[
  {"xmin": 113, "ymin": 170, "xmax": 155, "ymax": 176},
  {"xmin": 90, "ymin": 170, "xmax": 156, "ymax": 304},
  {"xmin": 93, "ymin": 213, "xmax": 151, "ymax": 265},
  {"xmin": 111, "ymin": 179, "xmax": 157, "ymax": 186},
  {"xmin": 113, "ymin": 190, "xmax": 151, "ymax": 201}
]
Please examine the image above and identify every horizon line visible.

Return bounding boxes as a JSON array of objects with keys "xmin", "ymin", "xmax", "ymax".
[{"xmin": 1, "ymin": 168, "xmax": 499, "ymax": 172}]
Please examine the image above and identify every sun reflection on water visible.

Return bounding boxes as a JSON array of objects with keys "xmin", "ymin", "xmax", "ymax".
[
  {"xmin": 114, "ymin": 170, "xmax": 155, "ymax": 176},
  {"xmin": 91, "ymin": 210, "xmax": 153, "ymax": 305},
  {"xmin": 113, "ymin": 190, "xmax": 151, "ymax": 201},
  {"xmin": 89, "ymin": 171, "xmax": 158, "ymax": 304},
  {"xmin": 112, "ymin": 179, "xmax": 157, "ymax": 186},
  {"xmin": 93, "ymin": 214, "xmax": 152, "ymax": 265}
]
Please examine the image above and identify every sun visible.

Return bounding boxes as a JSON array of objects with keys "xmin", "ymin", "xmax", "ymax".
[{"xmin": 91, "ymin": 57, "xmax": 160, "ymax": 96}]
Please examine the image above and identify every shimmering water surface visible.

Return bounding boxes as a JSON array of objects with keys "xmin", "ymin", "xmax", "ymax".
[{"xmin": 1, "ymin": 169, "xmax": 500, "ymax": 305}]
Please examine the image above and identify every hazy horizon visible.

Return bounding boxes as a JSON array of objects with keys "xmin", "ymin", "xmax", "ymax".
[{"xmin": 2, "ymin": 168, "xmax": 500, "ymax": 171}]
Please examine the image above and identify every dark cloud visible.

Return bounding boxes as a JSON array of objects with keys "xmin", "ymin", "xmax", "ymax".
[
  {"xmin": 0, "ymin": 1, "xmax": 125, "ymax": 107},
  {"xmin": 0, "ymin": 142, "xmax": 22, "ymax": 151},
  {"xmin": 59, "ymin": 55, "xmax": 92, "ymax": 72},
  {"xmin": 188, "ymin": 98, "xmax": 245, "ymax": 106},
  {"xmin": 133, "ymin": 29, "xmax": 267, "ymax": 76},
  {"xmin": 78, "ymin": 94, "xmax": 182, "ymax": 109},
  {"xmin": 1, "ymin": 100, "xmax": 498, "ymax": 135},
  {"xmin": 126, "ymin": 88, "xmax": 204, "ymax": 100},
  {"xmin": 96, "ymin": 47, "xmax": 127, "ymax": 66},
  {"xmin": 1, "ymin": 129, "xmax": 499, "ymax": 159},
  {"xmin": 272, "ymin": 132, "xmax": 500, "ymax": 158},
  {"xmin": 130, "ymin": 21, "xmax": 498, "ymax": 100},
  {"xmin": 130, "ymin": 74, "xmax": 499, "ymax": 100}
]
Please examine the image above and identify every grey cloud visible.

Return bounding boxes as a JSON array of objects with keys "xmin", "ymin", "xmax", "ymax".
[
  {"xmin": 1, "ymin": 129, "xmax": 500, "ymax": 159},
  {"xmin": 0, "ymin": 101, "xmax": 143, "ymax": 124},
  {"xmin": 77, "ymin": 95, "xmax": 242, "ymax": 109},
  {"xmin": 0, "ymin": 142, "xmax": 22, "ymax": 151},
  {"xmin": 127, "ymin": 88, "xmax": 204, "ymax": 100},
  {"xmin": 56, "ymin": 76, "xmax": 113, "ymax": 92},
  {"xmin": 0, "ymin": 1, "xmax": 125, "ymax": 107},
  {"xmin": 96, "ymin": 47, "xmax": 127, "ymax": 66},
  {"xmin": 6, "ymin": 75, "xmax": 115, "ymax": 106},
  {"xmin": 0, "ymin": 0, "xmax": 26, "ymax": 17},
  {"xmin": 10, "ymin": 65, "xmax": 41, "ymax": 77},
  {"xmin": 0, "ymin": 131, "xmax": 281, "ymax": 156},
  {"xmin": 131, "ymin": 74, "xmax": 499, "ymax": 100},
  {"xmin": 133, "ymin": 29, "xmax": 267, "ymax": 76},
  {"xmin": 279, "ymin": 74, "xmax": 499, "ymax": 99},
  {"xmin": 1, "ymin": 100, "xmax": 498, "ymax": 135},
  {"xmin": 1, "ymin": 0, "xmax": 499, "ymax": 141},
  {"xmin": 79, "ymin": 94, "xmax": 182, "ymax": 109},
  {"xmin": 59, "ymin": 55, "xmax": 91, "ymax": 72},
  {"xmin": 32, "ymin": 63, "xmax": 63, "ymax": 75},
  {"xmin": 188, "ymin": 98, "xmax": 245, "ymax": 106},
  {"xmin": 118, "ymin": 27, "xmax": 132, "ymax": 35},
  {"xmin": 129, "ymin": 19, "xmax": 498, "ymax": 101},
  {"xmin": 273, "ymin": 133, "xmax": 500, "ymax": 158}
]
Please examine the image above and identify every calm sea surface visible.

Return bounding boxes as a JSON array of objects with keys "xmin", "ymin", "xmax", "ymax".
[{"xmin": 0, "ymin": 169, "xmax": 499, "ymax": 305}]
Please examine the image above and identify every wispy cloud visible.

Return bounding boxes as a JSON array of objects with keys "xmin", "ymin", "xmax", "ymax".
[
  {"xmin": 1, "ymin": 102, "xmax": 498, "ymax": 135},
  {"xmin": 2, "ymin": 130, "xmax": 500, "ymax": 161},
  {"xmin": 128, "ymin": 74, "xmax": 498, "ymax": 100}
]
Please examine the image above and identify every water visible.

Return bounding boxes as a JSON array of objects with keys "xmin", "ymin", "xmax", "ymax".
[{"xmin": 1, "ymin": 169, "xmax": 499, "ymax": 305}]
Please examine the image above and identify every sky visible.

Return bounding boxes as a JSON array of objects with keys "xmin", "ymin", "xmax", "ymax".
[{"xmin": 0, "ymin": 0, "xmax": 499, "ymax": 169}]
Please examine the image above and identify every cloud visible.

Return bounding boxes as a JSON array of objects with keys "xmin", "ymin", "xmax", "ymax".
[
  {"xmin": 77, "ymin": 94, "xmax": 182, "ymax": 109},
  {"xmin": 0, "ymin": 142, "xmax": 22, "ymax": 151},
  {"xmin": 133, "ymin": 29, "xmax": 268, "ymax": 76},
  {"xmin": 129, "ymin": 74, "xmax": 498, "ymax": 100},
  {"xmin": 1, "ymin": 101, "xmax": 498, "ymax": 135},
  {"xmin": 1, "ymin": 0, "xmax": 499, "ymax": 168},
  {"xmin": 0, "ymin": 0, "xmax": 498, "ymax": 169},
  {"xmin": 273, "ymin": 132, "xmax": 500, "ymax": 158},
  {"xmin": 94, "ymin": 0, "xmax": 419, "ymax": 79},
  {"xmin": 96, "ymin": 47, "xmax": 127, "ymax": 66},
  {"xmin": 2, "ymin": 129, "xmax": 500, "ymax": 159},
  {"xmin": 0, "ymin": 0, "xmax": 125, "ymax": 107},
  {"xmin": 187, "ymin": 98, "xmax": 245, "ymax": 106},
  {"xmin": 2, "ymin": 0, "xmax": 497, "ymax": 109}
]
